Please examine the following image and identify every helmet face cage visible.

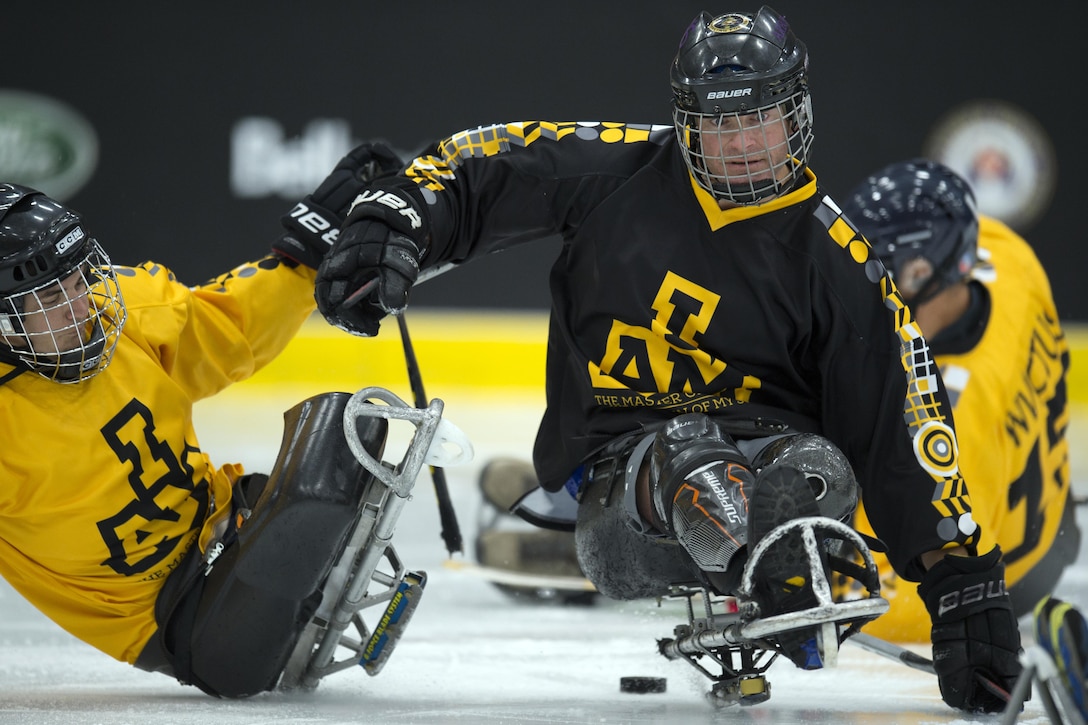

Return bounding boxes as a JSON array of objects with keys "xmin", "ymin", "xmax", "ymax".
[
  {"xmin": 0, "ymin": 239, "xmax": 126, "ymax": 383},
  {"xmin": 842, "ymin": 160, "xmax": 979, "ymax": 305},
  {"xmin": 673, "ymin": 89, "xmax": 813, "ymax": 205},
  {"xmin": 670, "ymin": 8, "xmax": 813, "ymax": 205}
]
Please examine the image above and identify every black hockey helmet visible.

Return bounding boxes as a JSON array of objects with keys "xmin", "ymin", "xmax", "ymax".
[
  {"xmin": 0, "ymin": 184, "xmax": 95, "ymax": 295},
  {"xmin": 842, "ymin": 160, "xmax": 979, "ymax": 305},
  {"xmin": 670, "ymin": 6, "xmax": 813, "ymax": 205},
  {"xmin": 0, "ymin": 183, "xmax": 126, "ymax": 382}
]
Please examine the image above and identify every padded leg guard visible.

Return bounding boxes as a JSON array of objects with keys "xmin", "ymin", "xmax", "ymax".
[
  {"xmin": 575, "ymin": 451, "xmax": 703, "ymax": 600},
  {"xmin": 152, "ymin": 392, "xmax": 388, "ymax": 698},
  {"xmin": 749, "ymin": 433, "xmax": 858, "ymax": 522},
  {"xmin": 649, "ymin": 414, "xmax": 755, "ymax": 574},
  {"xmin": 225, "ymin": 392, "xmax": 387, "ymax": 600}
]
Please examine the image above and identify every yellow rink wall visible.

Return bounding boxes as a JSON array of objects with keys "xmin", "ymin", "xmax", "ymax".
[
  {"xmin": 236, "ymin": 310, "xmax": 551, "ymax": 402},
  {"xmin": 236, "ymin": 311, "xmax": 1088, "ymax": 408}
]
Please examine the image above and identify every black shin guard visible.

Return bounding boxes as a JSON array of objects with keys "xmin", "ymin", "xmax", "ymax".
[{"xmin": 649, "ymin": 414, "xmax": 755, "ymax": 573}]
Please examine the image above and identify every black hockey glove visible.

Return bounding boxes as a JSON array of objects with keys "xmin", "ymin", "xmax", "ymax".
[
  {"xmin": 272, "ymin": 142, "xmax": 403, "ymax": 269},
  {"xmin": 314, "ymin": 184, "xmax": 427, "ymax": 337},
  {"xmin": 918, "ymin": 546, "xmax": 1022, "ymax": 713}
]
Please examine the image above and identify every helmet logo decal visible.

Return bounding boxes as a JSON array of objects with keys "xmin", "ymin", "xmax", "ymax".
[
  {"xmin": 55, "ymin": 226, "xmax": 85, "ymax": 256},
  {"xmin": 706, "ymin": 88, "xmax": 752, "ymax": 101},
  {"xmin": 708, "ymin": 13, "xmax": 753, "ymax": 34}
]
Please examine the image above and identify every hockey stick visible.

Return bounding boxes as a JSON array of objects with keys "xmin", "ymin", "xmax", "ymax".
[
  {"xmin": 849, "ymin": 632, "xmax": 935, "ymax": 674},
  {"xmin": 340, "ymin": 261, "xmax": 458, "ymax": 309},
  {"xmin": 396, "ymin": 311, "xmax": 462, "ymax": 555},
  {"xmin": 849, "ymin": 631, "xmax": 1012, "ymax": 704}
]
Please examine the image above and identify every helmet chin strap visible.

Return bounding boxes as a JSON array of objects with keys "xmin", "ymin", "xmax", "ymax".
[
  {"xmin": 712, "ymin": 177, "xmax": 780, "ymax": 205},
  {"xmin": 50, "ymin": 320, "xmax": 108, "ymax": 382},
  {"xmin": 0, "ymin": 344, "xmax": 30, "ymax": 384},
  {"xmin": 711, "ymin": 169, "xmax": 805, "ymax": 206},
  {"xmin": 8, "ymin": 318, "xmax": 109, "ymax": 383}
]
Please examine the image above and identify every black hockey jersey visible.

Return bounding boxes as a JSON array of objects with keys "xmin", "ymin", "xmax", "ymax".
[{"xmin": 395, "ymin": 121, "xmax": 976, "ymax": 580}]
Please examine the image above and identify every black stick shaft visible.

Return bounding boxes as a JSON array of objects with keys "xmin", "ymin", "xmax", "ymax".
[
  {"xmin": 849, "ymin": 632, "xmax": 1010, "ymax": 703},
  {"xmin": 396, "ymin": 312, "xmax": 463, "ymax": 555}
]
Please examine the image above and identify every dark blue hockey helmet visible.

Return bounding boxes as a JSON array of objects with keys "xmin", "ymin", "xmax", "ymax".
[{"xmin": 842, "ymin": 160, "xmax": 979, "ymax": 305}]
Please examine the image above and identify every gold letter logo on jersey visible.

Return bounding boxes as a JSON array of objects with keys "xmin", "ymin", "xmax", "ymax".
[{"xmin": 589, "ymin": 272, "xmax": 761, "ymax": 411}]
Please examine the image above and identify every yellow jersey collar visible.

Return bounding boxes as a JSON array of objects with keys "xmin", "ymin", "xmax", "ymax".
[{"xmin": 691, "ymin": 168, "xmax": 818, "ymax": 231}]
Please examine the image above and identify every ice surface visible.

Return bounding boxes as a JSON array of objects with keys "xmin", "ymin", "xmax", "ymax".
[{"xmin": 1, "ymin": 387, "xmax": 1082, "ymax": 724}]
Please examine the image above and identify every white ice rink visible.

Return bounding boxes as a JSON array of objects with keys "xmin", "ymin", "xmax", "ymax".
[{"xmin": 2, "ymin": 378, "xmax": 1084, "ymax": 724}]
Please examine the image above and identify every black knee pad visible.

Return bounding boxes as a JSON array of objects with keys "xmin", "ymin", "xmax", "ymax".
[
  {"xmin": 188, "ymin": 543, "xmax": 323, "ymax": 697},
  {"xmin": 750, "ymin": 433, "xmax": 858, "ymax": 522}
]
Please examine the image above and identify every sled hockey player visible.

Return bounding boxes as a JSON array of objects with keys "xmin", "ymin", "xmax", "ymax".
[
  {"xmin": 838, "ymin": 159, "xmax": 1078, "ymax": 643},
  {"xmin": 0, "ymin": 140, "xmax": 405, "ymax": 698},
  {"xmin": 1017, "ymin": 595, "xmax": 1088, "ymax": 723},
  {"xmin": 314, "ymin": 6, "xmax": 1023, "ymax": 712}
]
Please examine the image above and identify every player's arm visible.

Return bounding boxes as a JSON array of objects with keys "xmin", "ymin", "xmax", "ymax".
[
  {"xmin": 814, "ymin": 232, "xmax": 1021, "ymax": 713},
  {"xmin": 138, "ymin": 142, "xmax": 404, "ymax": 397},
  {"xmin": 314, "ymin": 121, "xmax": 669, "ymax": 336}
]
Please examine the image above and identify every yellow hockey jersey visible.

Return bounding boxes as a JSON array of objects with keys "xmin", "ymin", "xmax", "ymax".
[
  {"xmin": 0, "ymin": 256, "xmax": 316, "ymax": 664},
  {"xmin": 853, "ymin": 216, "xmax": 1070, "ymax": 642}
]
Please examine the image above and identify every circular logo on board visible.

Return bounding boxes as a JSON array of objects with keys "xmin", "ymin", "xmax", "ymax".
[
  {"xmin": 0, "ymin": 89, "xmax": 99, "ymax": 200},
  {"xmin": 924, "ymin": 100, "xmax": 1056, "ymax": 232}
]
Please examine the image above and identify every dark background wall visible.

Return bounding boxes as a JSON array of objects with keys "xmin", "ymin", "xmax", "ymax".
[{"xmin": 3, "ymin": 1, "xmax": 1079, "ymax": 317}]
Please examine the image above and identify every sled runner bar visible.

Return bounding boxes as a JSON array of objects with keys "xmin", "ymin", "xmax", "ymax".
[
  {"xmin": 659, "ymin": 597, "xmax": 888, "ymax": 661},
  {"xmin": 360, "ymin": 571, "xmax": 427, "ymax": 676},
  {"xmin": 657, "ymin": 516, "xmax": 888, "ymax": 707}
]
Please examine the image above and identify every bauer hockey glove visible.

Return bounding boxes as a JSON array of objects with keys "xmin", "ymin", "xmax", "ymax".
[
  {"xmin": 918, "ymin": 546, "xmax": 1022, "ymax": 713},
  {"xmin": 314, "ymin": 184, "xmax": 427, "ymax": 336},
  {"xmin": 272, "ymin": 141, "xmax": 403, "ymax": 269}
]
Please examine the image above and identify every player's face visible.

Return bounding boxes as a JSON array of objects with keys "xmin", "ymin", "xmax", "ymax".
[
  {"xmin": 890, "ymin": 257, "xmax": 934, "ymax": 302},
  {"xmin": 697, "ymin": 106, "xmax": 791, "ymax": 187},
  {"xmin": 11, "ymin": 269, "xmax": 92, "ymax": 354}
]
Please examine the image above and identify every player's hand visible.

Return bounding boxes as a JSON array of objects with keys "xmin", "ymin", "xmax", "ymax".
[
  {"xmin": 273, "ymin": 141, "xmax": 403, "ymax": 269},
  {"xmin": 315, "ymin": 185, "xmax": 427, "ymax": 336},
  {"xmin": 918, "ymin": 546, "xmax": 1022, "ymax": 712}
]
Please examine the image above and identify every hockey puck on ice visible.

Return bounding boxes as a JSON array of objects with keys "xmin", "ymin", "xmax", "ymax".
[{"xmin": 619, "ymin": 676, "xmax": 667, "ymax": 694}]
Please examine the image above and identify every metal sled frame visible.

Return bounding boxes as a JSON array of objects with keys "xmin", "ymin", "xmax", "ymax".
[
  {"xmin": 1001, "ymin": 644, "xmax": 1088, "ymax": 725},
  {"xmin": 658, "ymin": 517, "xmax": 889, "ymax": 707},
  {"xmin": 279, "ymin": 386, "xmax": 454, "ymax": 691}
]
